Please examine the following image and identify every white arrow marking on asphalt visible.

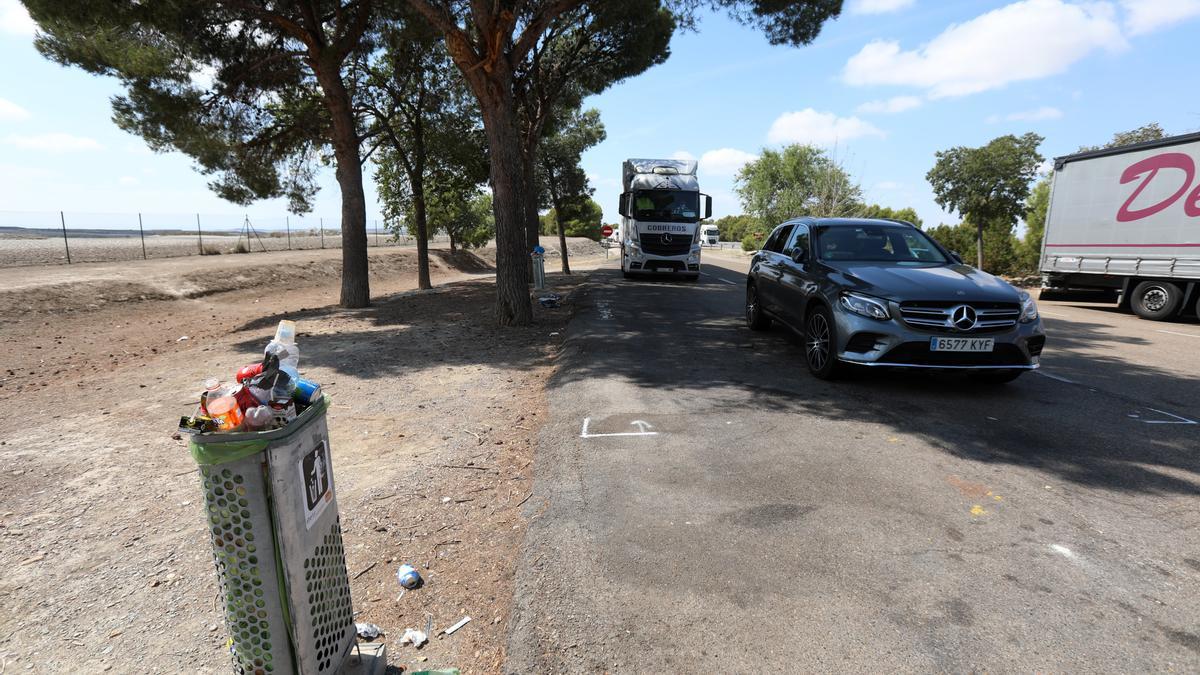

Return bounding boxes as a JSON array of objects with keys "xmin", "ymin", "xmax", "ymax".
[{"xmin": 580, "ymin": 417, "xmax": 659, "ymax": 438}]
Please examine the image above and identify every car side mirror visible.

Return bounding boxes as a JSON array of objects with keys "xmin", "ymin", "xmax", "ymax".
[
  {"xmin": 790, "ymin": 248, "xmax": 807, "ymax": 264},
  {"xmin": 702, "ymin": 194, "xmax": 712, "ymax": 219},
  {"xmin": 949, "ymin": 251, "xmax": 963, "ymax": 264}
]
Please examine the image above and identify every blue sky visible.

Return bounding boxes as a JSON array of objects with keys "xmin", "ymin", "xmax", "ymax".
[{"xmin": 2, "ymin": 0, "xmax": 1200, "ymax": 232}]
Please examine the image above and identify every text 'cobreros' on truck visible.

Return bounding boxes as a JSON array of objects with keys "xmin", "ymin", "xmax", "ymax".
[{"xmin": 618, "ymin": 158, "xmax": 713, "ymax": 281}]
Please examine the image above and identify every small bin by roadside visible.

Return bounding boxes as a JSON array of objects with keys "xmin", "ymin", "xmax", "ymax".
[{"xmin": 190, "ymin": 395, "xmax": 357, "ymax": 675}]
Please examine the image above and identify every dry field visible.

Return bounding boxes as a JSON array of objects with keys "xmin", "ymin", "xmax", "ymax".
[{"xmin": 0, "ymin": 239, "xmax": 607, "ymax": 673}]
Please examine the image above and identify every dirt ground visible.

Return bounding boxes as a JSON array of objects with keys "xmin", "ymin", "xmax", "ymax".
[{"xmin": 0, "ymin": 239, "xmax": 606, "ymax": 673}]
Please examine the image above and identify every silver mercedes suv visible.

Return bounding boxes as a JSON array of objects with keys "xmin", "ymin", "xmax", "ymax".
[{"xmin": 745, "ymin": 217, "xmax": 1046, "ymax": 383}]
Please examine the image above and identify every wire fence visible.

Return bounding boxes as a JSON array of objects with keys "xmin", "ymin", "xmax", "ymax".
[{"xmin": 0, "ymin": 210, "xmax": 440, "ymax": 268}]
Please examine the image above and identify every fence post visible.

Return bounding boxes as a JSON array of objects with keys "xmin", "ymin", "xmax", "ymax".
[
  {"xmin": 60, "ymin": 211, "xmax": 71, "ymax": 264},
  {"xmin": 286, "ymin": 216, "xmax": 292, "ymax": 250},
  {"xmin": 320, "ymin": 217, "xmax": 325, "ymax": 249},
  {"xmin": 138, "ymin": 213, "xmax": 147, "ymax": 260},
  {"xmin": 374, "ymin": 219, "xmax": 379, "ymax": 247},
  {"xmin": 196, "ymin": 213, "xmax": 204, "ymax": 254}
]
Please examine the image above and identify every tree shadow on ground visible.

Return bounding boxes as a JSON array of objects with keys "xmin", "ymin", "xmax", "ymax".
[
  {"xmin": 229, "ymin": 266, "xmax": 1199, "ymax": 498},
  {"xmin": 548, "ymin": 269, "xmax": 1200, "ymax": 498}
]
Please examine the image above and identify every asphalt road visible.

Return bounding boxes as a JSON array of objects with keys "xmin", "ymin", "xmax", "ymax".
[{"xmin": 506, "ymin": 256, "xmax": 1199, "ymax": 673}]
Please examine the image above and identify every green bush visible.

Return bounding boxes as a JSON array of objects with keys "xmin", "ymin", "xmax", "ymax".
[{"xmin": 741, "ymin": 234, "xmax": 761, "ymax": 252}]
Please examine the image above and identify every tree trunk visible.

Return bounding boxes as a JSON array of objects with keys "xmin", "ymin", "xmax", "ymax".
[
  {"xmin": 412, "ymin": 176, "xmax": 432, "ymax": 290},
  {"xmin": 975, "ymin": 221, "xmax": 985, "ymax": 270},
  {"xmin": 450, "ymin": 233, "xmax": 457, "ymax": 252},
  {"xmin": 315, "ymin": 63, "xmax": 370, "ymax": 308},
  {"xmin": 476, "ymin": 85, "xmax": 533, "ymax": 326}
]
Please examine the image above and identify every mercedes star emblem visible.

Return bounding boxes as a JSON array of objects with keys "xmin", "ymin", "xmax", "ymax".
[
  {"xmin": 661, "ymin": 233, "xmax": 673, "ymax": 243},
  {"xmin": 950, "ymin": 305, "xmax": 978, "ymax": 331}
]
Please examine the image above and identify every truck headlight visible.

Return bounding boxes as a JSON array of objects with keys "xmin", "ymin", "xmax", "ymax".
[
  {"xmin": 839, "ymin": 292, "xmax": 890, "ymax": 320},
  {"xmin": 1018, "ymin": 290, "xmax": 1039, "ymax": 323}
]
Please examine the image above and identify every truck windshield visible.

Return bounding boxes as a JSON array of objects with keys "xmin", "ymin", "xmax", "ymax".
[
  {"xmin": 815, "ymin": 225, "xmax": 950, "ymax": 264},
  {"xmin": 632, "ymin": 190, "xmax": 699, "ymax": 222}
]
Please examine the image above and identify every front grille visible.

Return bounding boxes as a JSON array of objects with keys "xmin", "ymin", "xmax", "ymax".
[
  {"xmin": 880, "ymin": 342, "xmax": 1029, "ymax": 367},
  {"xmin": 898, "ymin": 301, "xmax": 1020, "ymax": 333},
  {"xmin": 639, "ymin": 233, "xmax": 692, "ymax": 256}
]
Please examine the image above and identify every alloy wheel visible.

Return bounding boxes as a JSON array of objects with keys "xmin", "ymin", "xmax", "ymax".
[{"xmin": 807, "ymin": 313, "xmax": 830, "ymax": 371}]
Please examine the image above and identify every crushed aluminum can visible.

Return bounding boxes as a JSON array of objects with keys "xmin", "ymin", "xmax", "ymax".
[{"xmin": 396, "ymin": 564, "xmax": 423, "ymax": 589}]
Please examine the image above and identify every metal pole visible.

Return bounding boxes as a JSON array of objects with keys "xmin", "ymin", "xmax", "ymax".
[
  {"xmin": 196, "ymin": 213, "xmax": 204, "ymax": 254},
  {"xmin": 138, "ymin": 213, "xmax": 147, "ymax": 260},
  {"xmin": 60, "ymin": 211, "xmax": 71, "ymax": 264},
  {"xmin": 286, "ymin": 216, "xmax": 291, "ymax": 250},
  {"xmin": 374, "ymin": 219, "xmax": 379, "ymax": 246},
  {"xmin": 320, "ymin": 217, "xmax": 325, "ymax": 249}
]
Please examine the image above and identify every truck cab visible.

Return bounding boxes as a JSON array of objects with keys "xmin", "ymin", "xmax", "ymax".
[
  {"xmin": 700, "ymin": 224, "xmax": 720, "ymax": 246},
  {"xmin": 618, "ymin": 158, "xmax": 712, "ymax": 281}
]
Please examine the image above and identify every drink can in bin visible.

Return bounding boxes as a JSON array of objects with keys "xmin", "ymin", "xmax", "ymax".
[{"xmin": 293, "ymin": 378, "xmax": 322, "ymax": 404}]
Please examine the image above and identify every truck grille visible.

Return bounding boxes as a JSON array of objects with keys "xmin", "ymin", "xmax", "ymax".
[
  {"xmin": 639, "ymin": 232, "xmax": 692, "ymax": 256},
  {"xmin": 898, "ymin": 301, "xmax": 1020, "ymax": 333}
]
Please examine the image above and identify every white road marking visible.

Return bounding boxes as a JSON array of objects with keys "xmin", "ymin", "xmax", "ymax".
[
  {"xmin": 1034, "ymin": 371, "xmax": 1077, "ymax": 384},
  {"xmin": 1050, "ymin": 544, "xmax": 1076, "ymax": 559},
  {"xmin": 1156, "ymin": 329, "xmax": 1200, "ymax": 338},
  {"xmin": 1140, "ymin": 408, "xmax": 1198, "ymax": 425},
  {"xmin": 580, "ymin": 417, "xmax": 659, "ymax": 438},
  {"xmin": 1037, "ymin": 310, "xmax": 1070, "ymax": 317},
  {"xmin": 701, "ymin": 272, "xmax": 737, "ymax": 286}
]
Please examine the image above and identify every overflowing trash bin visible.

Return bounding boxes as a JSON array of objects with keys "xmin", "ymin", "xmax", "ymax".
[{"xmin": 183, "ymin": 321, "xmax": 360, "ymax": 674}]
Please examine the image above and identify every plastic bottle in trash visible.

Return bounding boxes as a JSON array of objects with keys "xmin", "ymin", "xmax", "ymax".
[
  {"xmin": 205, "ymin": 386, "xmax": 245, "ymax": 432},
  {"xmin": 199, "ymin": 378, "xmax": 222, "ymax": 416},
  {"xmin": 265, "ymin": 320, "xmax": 300, "ymax": 380}
]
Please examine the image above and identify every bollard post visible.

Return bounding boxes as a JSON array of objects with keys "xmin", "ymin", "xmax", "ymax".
[
  {"xmin": 286, "ymin": 216, "xmax": 292, "ymax": 250},
  {"xmin": 375, "ymin": 219, "xmax": 379, "ymax": 247},
  {"xmin": 320, "ymin": 217, "xmax": 325, "ymax": 249},
  {"xmin": 60, "ymin": 211, "xmax": 71, "ymax": 264},
  {"xmin": 196, "ymin": 213, "xmax": 204, "ymax": 254},
  {"xmin": 138, "ymin": 213, "xmax": 147, "ymax": 260},
  {"xmin": 532, "ymin": 250, "xmax": 546, "ymax": 290}
]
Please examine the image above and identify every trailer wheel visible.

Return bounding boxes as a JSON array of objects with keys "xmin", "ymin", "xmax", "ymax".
[{"xmin": 1130, "ymin": 281, "xmax": 1183, "ymax": 320}]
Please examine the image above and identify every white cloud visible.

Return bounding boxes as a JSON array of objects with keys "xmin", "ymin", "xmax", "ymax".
[
  {"xmin": 848, "ymin": 0, "xmax": 916, "ymax": 15},
  {"xmin": 118, "ymin": 176, "xmax": 139, "ymax": 186},
  {"xmin": 855, "ymin": 95, "xmax": 923, "ymax": 114},
  {"xmin": 1121, "ymin": 0, "xmax": 1200, "ymax": 35},
  {"xmin": 843, "ymin": 0, "xmax": 1125, "ymax": 98},
  {"xmin": 986, "ymin": 106, "xmax": 1064, "ymax": 123},
  {"xmin": 670, "ymin": 150, "xmax": 696, "ymax": 161},
  {"xmin": 767, "ymin": 109, "xmax": 885, "ymax": 146},
  {"xmin": 4, "ymin": 133, "xmax": 103, "ymax": 153},
  {"xmin": 698, "ymin": 148, "xmax": 758, "ymax": 176},
  {"xmin": 0, "ymin": 97, "xmax": 30, "ymax": 122},
  {"xmin": 0, "ymin": 0, "xmax": 35, "ymax": 35}
]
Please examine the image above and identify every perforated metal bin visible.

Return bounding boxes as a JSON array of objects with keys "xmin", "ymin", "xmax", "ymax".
[{"xmin": 190, "ymin": 396, "xmax": 356, "ymax": 675}]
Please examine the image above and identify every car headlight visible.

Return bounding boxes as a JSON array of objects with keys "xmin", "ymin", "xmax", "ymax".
[
  {"xmin": 1018, "ymin": 290, "xmax": 1039, "ymax": 322},
  {"xmin": 839, "ymin": 292, "xmax": 890, "ymax": 320}
]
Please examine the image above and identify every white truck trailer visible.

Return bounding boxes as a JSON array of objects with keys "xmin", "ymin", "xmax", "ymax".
[
  {"xmin": 1041, "ymin": 131, "xmax": 1200, "ymax": 320},
  {"xmin": 618, "ymin": 158, "xmax": 712, "ymax": 280}
]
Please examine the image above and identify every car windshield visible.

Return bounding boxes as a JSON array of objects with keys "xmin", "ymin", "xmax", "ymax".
[
  {"xmin": 815, "ymin": 225, "xmax": 949, "ymax": 264},
  {"xmin": 632, "ymin": 190, "xmax": 699, "ymax": 223}
]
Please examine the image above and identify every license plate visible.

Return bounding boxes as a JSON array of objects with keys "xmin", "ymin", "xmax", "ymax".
[
  {"xmin": 930, "ymin": 337, "xmax": 994, "ymax": 352},
  {"xmin": 656, "ymin": 267, "xmax": 673, "ymax": 273}
]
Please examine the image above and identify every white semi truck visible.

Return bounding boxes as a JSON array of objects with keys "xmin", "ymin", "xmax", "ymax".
[
  {"xmin": 618, "ymin": 158, "xmax": 712, "ymax": 280},
  {"xmin": 1040, "ymin": 131, "xmax": 1200, "ymax": 320}
]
